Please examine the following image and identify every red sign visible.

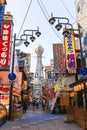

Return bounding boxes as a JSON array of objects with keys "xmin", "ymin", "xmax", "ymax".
[
  {"xmin": 53, "ymin": 44, "xmax": 65, "ymax": 73},
  {"xmin": 0, "ymin": 21, "xmax": 12, "ymax": 67},
  {"xmin": 58, "ymin": 44, "xmax": 65, "ymax": 73}
]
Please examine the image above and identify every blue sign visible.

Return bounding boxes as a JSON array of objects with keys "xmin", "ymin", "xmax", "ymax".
[
  {"xmin": 80, "ymin": 67, "xmax": 87, "ymax": 75},
  {"xmin": 8, "ymin": 73, "xmax": 16, "ymax": 80}
]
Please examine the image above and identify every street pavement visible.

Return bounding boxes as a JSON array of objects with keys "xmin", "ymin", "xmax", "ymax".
[{"xmin": 0, "ymin": 107, "xmax": 82, "ymax": 130}]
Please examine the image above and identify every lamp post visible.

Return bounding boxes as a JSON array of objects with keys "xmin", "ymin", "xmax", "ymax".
[
  {"xmin": 8, "ymin": 28, "xmax": 41, "ymax": 120},
  {"xmin": 49, "ymin": 14, "xmax": 83, "ymax": 79}
]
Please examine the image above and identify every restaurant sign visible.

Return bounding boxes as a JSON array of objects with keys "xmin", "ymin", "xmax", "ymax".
[
  {"xmin": 0, "ymin": 21, "xmax": 11, "ymax": 67},
  {"xmin": 64, "ymin": 31, "xmax": 77, "ymax": 73}
]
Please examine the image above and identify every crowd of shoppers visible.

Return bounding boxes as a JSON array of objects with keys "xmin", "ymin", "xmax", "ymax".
[{"xmin": 22, "ymin": 93, "xmax": 48, "ymax": 113}]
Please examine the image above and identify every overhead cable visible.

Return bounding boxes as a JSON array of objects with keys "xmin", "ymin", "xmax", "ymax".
[
  {"xmin": 37, "ymin": 0, "xmax": 63, "ymax": 41},
  {"xmin": 61, "ymin": 0, "xmax": 76, "ymax": 21},
  {"xmin": 17, "ymin": 0, "xmax": 33, "ymax": 38}
]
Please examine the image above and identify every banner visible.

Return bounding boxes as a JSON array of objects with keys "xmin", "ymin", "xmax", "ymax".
[
  {"xmin": 64, "ymin": 32, "xmax": 77, "ymax": 73},
  {"xmin": 53, "ymin": 44, "xmax": 65, "ymax": 73},
  {"xmin": 0, "ymin": 21, "xmax": 12, "ymax": 67}
]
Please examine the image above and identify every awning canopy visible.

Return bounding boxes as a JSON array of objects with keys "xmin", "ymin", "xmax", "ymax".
[{"xmin": 69, "ymin": 78, "xmax": 87, "ymax": 88}]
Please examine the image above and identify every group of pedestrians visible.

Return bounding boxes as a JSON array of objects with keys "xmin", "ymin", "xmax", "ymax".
[{"xmin": 22, "ymin": 93, "xmax": 47, "ymax": 113}]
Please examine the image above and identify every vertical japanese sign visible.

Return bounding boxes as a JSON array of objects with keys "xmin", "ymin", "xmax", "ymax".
[
  {"xmin": 53, "ymin": 44, "xmax": 59, "ymax": 72},
  {"xmin": 57, "ymin": 44, "xmax": 65, "ymax": 73},
  {"xmin": 0, "ymin": 21, "xmax": 11, "ymax": 67},
  {"xmin": 64, "ymin": 31, "xmax": 77, "ymax": 73},
  {"xmin": 53, "ymin": 44, "xmax": 65, "ymax": 73}
]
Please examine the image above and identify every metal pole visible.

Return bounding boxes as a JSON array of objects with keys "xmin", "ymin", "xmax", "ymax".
[{"xmin": 8, "ymin": 34, "xmax": 16, "ymax": 120}]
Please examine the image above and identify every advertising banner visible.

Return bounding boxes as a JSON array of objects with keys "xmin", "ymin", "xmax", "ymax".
[
  {"xmin": 53, "ymin": 44, "xmax": 65, "ymax": 73},
  {"xmin": 0, "ymin": 21, "xmax": 12, "ymax": 67},
  {"xmin": 64, "ymin": 32, "xmax": 77, "ymax": 73}
]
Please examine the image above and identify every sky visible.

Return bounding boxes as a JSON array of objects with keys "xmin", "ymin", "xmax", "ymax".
[{"xmin": 5, "ymin": 0, "xmax": 77, "ymax": 73}]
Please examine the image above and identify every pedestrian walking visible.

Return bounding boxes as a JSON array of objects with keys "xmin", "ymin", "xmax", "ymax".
[
  {"xmin": 42, "ymin": 94, "xmax": 47, "ymax": 111},
  {"xmin": 35, "ymin": 98, "xmax": 40, "ymax": 109},
  {"xmin": 23, "ymin": 100, "xmax": 27, "ymax": 113},
  {"xmin": 32, "ymin": 97, "xmax": 36, "ymax": 111}
]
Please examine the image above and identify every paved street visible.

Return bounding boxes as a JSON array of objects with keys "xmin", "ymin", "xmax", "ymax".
[{"xmin": 0, "ymin": 108, "xmax": 81, "ymax": 130}]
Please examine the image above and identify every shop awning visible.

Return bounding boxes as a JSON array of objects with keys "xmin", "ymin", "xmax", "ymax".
[{"xmin": 69, "ymin": 78, "xmax": 87, "ymax": 88}]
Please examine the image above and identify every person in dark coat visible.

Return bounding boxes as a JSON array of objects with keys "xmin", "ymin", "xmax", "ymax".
[
  {"xmin": 23, "ymin": 101, "xmax": 27, "ymax": 113},
  {"xmin": 32, "ymin": 97, "xmax": 36, "ymax": 111}
]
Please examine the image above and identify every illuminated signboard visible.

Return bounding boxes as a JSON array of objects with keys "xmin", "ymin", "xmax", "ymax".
[
  {"xmin": 0, "ymin": 21, "xmax": 12, "ymax": 67},
  {"xmin": 64, "ymin": 31, "xmax": 77, "ymax": 73}
]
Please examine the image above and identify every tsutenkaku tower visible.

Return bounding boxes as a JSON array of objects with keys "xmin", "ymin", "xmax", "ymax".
[{"xmin": 35, "ymin": 44, "xmax": 44, "ymax": 80}]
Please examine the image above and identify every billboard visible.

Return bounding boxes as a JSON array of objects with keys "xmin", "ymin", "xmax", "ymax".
[
  {"xmin": 64, "ymin": 32, "xmax": 77, "ymax": 73},
  {"xmin": 0, "ymin": 21, "xmax": 12, "ymax": 67},
  {"xmin": 53, "ymin": 44, "xmax": 65, "ymax": 73}
]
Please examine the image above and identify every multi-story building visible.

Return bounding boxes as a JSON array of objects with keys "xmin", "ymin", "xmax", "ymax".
[
  {"xmin": 16, "ymin": 49, "xmax": 31, "ymax": 95},
  {"xmin": 75, "ymin": 0, "xmax": 87, "ymax": 36},
  {"xmin": 16, "ymin": 49, "xmax": 31, "ymax": 74},
  {"xmin": 74, "ymin": 0, "xmax": 87, "ymax": 69},
  {"xmin": 44, "ymin": 65, "xmax": 51, "ymax": 79}
]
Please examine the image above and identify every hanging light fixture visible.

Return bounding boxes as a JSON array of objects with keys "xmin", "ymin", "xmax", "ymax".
[
  {"xmin": 24, "ymin": 40, "xmax": 30, "ymax": 47},
  {"xmin": 55, "ymin": 23, "xmax": 62, "ymax": 31},
  {"xmin": 49, "ymin": 17, "xmax": 55, "ymax": 25},
  {"xmin": 35, "ymin": 31, "xmax": 41, "ymax": 37},
  {"xmin": 30, "ymin": 36, "xmax": 36, "ymax": 42},
  {"xmin": 24, "ymin": 36, "xmax": 30, "ymax": 46},
  {"xmin": 35, "ymin": 27, "xmax": 41, "ymax": 37},
  {"xmin": 62, "ymin": 29, "xmax": 70, "ymax": 37}
]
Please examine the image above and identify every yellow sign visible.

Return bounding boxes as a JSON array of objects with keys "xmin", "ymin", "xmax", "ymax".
[{"xmin": 64, "ymin": 30, "xmax": 77, "ymax": 73}]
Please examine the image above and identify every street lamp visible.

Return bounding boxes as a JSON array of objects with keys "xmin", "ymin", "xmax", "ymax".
[
  {"xmin": 8, "ymin": 28, "xmax": 41, "ymax": 120},
  {"xmin": 23, "ymin": 27, "xmax": 41, "ymax": 42},
  {"xmin": 49, "ymin": 13, "xmax": 69, "ymax": 26},
  {"xmin": 49, "ymin": 14, "xmax": 83, "ymax": 69}
]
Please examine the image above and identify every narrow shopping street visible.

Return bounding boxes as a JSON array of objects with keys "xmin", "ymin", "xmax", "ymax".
[{"xmin": 0, "ymin": 107, "xmax": 81, "ymax": 130}]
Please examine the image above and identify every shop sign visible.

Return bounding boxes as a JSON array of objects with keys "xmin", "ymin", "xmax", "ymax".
[
  {"xmin": 80, "ymin": 67, "xmax": 87, "ymax": 75},
  {"xmin": 0, "ymin": 21, "xmax": 11, "ymax": 67},
  {"xmin": 64, "ymin": 32, "xmax": 77, "ymax": 73},
  {"xmin": 53, "ymin": 44, "xmax": 65, "ymax": 74}
]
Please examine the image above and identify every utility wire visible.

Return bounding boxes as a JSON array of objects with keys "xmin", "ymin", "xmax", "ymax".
[
  {"xmin": 17, "ymin": 0, "xmax": 33, "ymax": 38},
  {"xmin": 61, "ymin": 0, "xmax": 76, "ymax": 22},
  {"xmin": 38, "ymin": 0, "xmax": 50, "ymax": 18},
  {"xmin": 36, "ymin": 0, "xmax": 63, "ymax": 41}
]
